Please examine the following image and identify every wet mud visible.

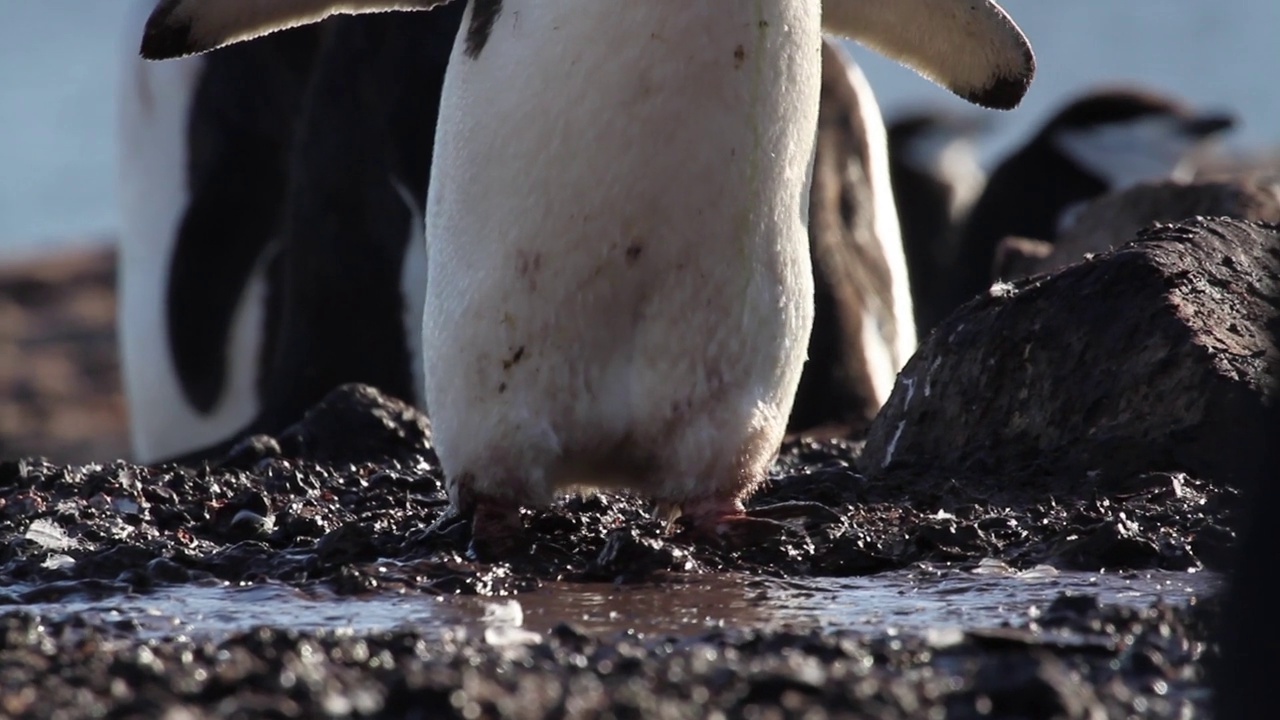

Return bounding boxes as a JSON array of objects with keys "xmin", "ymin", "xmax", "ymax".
[
  {"xmin": 0, "ymin": 382, "xmax": 1242, "ymax": 718},
  {"xmin": 2, "ymin": 218, "xmax": 1273, "ymax": 717},
  {"xmin": 1, "ymin": 596, "xmax": 1217, "ymax": 719}
]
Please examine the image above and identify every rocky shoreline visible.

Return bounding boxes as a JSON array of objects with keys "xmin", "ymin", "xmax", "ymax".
[{"xmin": 0, "ymin": 218, "xmax": 1276, "ymax": 717}]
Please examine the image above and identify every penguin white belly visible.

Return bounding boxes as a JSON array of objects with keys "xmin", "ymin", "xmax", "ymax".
[
  {"xmin": 116, "ymin": 3, "xmax": 267, "ymax": 462},
  {"xmin": 423, "ymin": 0, "xmax": 821, "ymax": 506}
]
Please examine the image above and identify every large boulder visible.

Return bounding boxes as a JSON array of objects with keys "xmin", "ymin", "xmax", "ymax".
[
  {"xmin": 995, "ymin": 175, "xmax": 1280, "ymax": 280},
  {"xmin": 861, "ymin": 217, "xmax": 1279, "ymax": 489}
]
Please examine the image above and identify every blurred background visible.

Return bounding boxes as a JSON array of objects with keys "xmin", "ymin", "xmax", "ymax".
[
  {"xmin": 1, "ymin": 0, "xmax": 1275, "ymax": 257},
  {"xmin": 0, "ymin": 0, "xmax": 1276, "ymax": 463}
]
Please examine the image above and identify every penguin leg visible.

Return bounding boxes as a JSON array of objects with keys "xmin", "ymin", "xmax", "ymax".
[
  {"xmin": 450, "ymin": 480, "xmax": 530, "ymax": 561},
  {"xmin": 675, "ymin": 497, "xmax": 808, "ymax": 550}
]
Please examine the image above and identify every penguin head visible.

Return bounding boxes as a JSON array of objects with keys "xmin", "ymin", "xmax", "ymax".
[
  {"xmin": 889, "ymin": 110, "xmax": 992, "ymax": 182},
  {"xmin": 1045, "ymin": 88, "xmax": 1237, "ymax": 191}
]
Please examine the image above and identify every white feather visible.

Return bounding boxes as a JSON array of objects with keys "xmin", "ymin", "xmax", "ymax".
[
  {"xmin": 423, "ymin": 0, "xmax": 821, "ymax": 506},
  {"xmin": 117, "ymin": 0, "xmax": 268, "ymax": 462}
]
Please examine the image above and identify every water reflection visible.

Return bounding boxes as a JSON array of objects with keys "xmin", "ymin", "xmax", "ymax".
[{"xmin": 14, "ymin": 562, "xmax": 1218, "ymax": 643}]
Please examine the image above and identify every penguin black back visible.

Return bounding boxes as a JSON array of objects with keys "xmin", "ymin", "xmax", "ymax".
[
  {"xmin": 887, "ymin": 111, "xmax": 987, "ymax": 335},
  {"xmin": 154, "ymin": 6, "xmax": 465, "ymax": 464},
  {"xmin": 167, "ymin": 25, "xmax": 323, "ymax": 414},
  {"xmin": 251, "ymin": 6, "xmax": 464, "ymax": 436}
]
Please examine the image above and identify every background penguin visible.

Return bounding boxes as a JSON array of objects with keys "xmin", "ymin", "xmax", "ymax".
[
  {"xmin": 116, "ymin": 0, "xmax": 323, "ymax": 464},
  {"xmin": 1215, "ymin": 302, "xmax": 1280, "ymax": 720},
  {"xmin": 943, "ymin": 86, "xmax": 1236, "ymax": 317},
  {"xmin": 994, "ymin": 174, "xmax": 1280, "ymax": 280},
  {"xmin": 135, "ymin": 0, "xmax": 1037, "ymax": 552},
  {"xmin": 789, "ymin": 39, "xmax": 918, "ymax": 438},
  {"xmin": 240, "ymin": 6, "xmax": 463, "ymax": 449},
  {"xmin": 886, "ymin": 109, "xmax": 990, "ymax": 335},
  {"xmin": 117, "ymin": 6, "xmax": 463, "ymax": 465}
]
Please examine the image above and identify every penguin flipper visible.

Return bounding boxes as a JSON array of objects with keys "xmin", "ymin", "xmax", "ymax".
[
  {"xmin": 821, "ymin": 0, "xmax": 1035, "ymax": 111},
  {"xmin": 139, "ymin": 0, "xmax": 459, "ymax": 60}
]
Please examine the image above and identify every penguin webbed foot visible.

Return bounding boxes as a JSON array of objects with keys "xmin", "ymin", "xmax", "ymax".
[
  {"xmin": 674, "ymin": 498, "xmax": 812, "ymax": 551},
  {"xmin": 413, "ymin": 493, "xmax": 528, "ymax": 561},
  {"xmin": 746, "ymin": 500, "xmax": 846, "ymax": 529},
  {"xmin": 463, "ymin": 495, "xmax": 529, "ymax": 562}
]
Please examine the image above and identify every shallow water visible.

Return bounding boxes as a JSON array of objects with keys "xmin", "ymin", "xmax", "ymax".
[{"xmin": 13, "ymin": 563, "xmax": 1218, "ymax": 643}]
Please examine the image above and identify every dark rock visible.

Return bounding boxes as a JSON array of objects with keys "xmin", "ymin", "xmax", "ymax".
[
  {"xmin": 585, "ymin": 527, "xmax": 695, "ymax": 582},
  {"xmin": 219, "ymin": 434, "xmax": 281, "ymax": 470},
  {"xmin": 274, "ymin": 383, "xmax": 433, "ymax": 464},
  {"xmin": 211, "ymin": 491, "xmax": 275, "ymax": 541},
  {"xmin": 966, "ymin": 653, "xmax": 1106, "ymax": 720},
  {"xmin": 1050, "ymin": 517, "xmax": 1163, "ymax": 570},
  {"xmin": 0, "ymin": 599, "xmax": 1217, "ymax": 719},
  {"xmin": 1000, "ymin": 175, "xmax": 1280, "ymax": 280},
  {"xmin": 862, "ymin": 218, "xmax": 1279, "ymax": 491}
]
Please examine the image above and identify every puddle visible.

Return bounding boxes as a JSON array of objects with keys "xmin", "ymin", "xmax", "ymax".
[{"xmin": 11, "ymin": 561, "xmax": 1218, "ymax": 643}]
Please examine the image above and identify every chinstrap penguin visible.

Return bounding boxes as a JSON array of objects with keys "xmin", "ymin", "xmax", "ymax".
[
  {"xmin": 119, "ymin": 7, "xmax": 463, "ymax": 465},
  {"xmin": 886, "ymin": 109, "xmax": 990, "ymax": 335},
  {"xmin": 205, "ymin": 7, "xmax": 464, "ymax": 460},
  {"xmin": 137, "ymin": 0, "xmax": 1036, "ymax": 554},
  {"xmin": 996, "ymin": 175, "xmax": 1280, "ymax": 280},
  {"xmin": 116, "ymin": 0, "xmax": 323, "ymax": 464},
  {"xmin": 789, "ymin": 40, "xmax": 917, "ymax": 438},
  {"xmin": 945, "ymin": 86, "xmax": 1236, "ymax": 316}
]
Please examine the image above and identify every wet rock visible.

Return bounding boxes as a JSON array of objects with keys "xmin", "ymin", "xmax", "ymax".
[
  {"xmin": 585, "ymin": 528, "xmax": 696, "ymax": 582},
  {"xmin": 1050, "ymin": 517, "xmax": 1163, "ymax": 570},
  {"xmin": 967, "ymin": 653, "xmax": 1106, "ymax": 720},
  {"xmin": 211, "ymin": 491, "xmax": 275, "ymax": 540},
  {"xmin": 999, "ymin": 175, "xmax": 1280, "ymax": 280},
  {"xmin": 274, "ymin": 384, "xmax": 433, "ymax": 465},
  {"xmin": 219, "ymin": 434, "xmax": 281, "ymax": 470},
  {"xmin": 0, "ymin": 599, "xmax": 1217, "ymax": 719},
  {"xmin": 862, "ymin": 218, "xmax": 1279, "ymax": 491}
]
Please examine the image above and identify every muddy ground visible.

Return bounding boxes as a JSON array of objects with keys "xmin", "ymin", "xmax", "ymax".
[{"xmin": 0, "ymin": 246, "xmax": 1251, "ymax": 718}]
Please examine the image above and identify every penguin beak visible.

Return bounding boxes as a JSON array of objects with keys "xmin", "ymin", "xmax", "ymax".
[{"xmin": 1181, "ymin": 113, "xmax": 1237, "ymax": 139}]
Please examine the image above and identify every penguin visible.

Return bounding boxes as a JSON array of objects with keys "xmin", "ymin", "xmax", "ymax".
[
  {"xmin": 241, "ymin": 6, "xmax": 464, "ymax": 446},
  {"xmin": 138, "ymin": 0, "xmax": 1036, "ymax": 552},
  {"xmin": 788, "ymin": 40, "xmax": 917, "ymax": 438},
  {"xmin": 945, "ymin": 86, "xmax": 1237, "ymax": 315},
  {"xmin": 1002, "ymin": 175, "xmax": 1280, "ymax": 279},
  {"xmin": 886, "ymin": 109, "xmax": 990, "ymax": 335},
  {"xmin": 118, "ymin": 6, "xmax": 464, "ymax": 465},
  {"xmin": 115, "ymin": 0, "xmax": 323, "ymax": 464}
]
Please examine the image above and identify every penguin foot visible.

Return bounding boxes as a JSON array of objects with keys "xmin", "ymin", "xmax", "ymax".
[
  {"xmin": 675, "ymin": 498, "xmax": 806, "ymax": 551},
  {"xmin": 746, "ymin": 500, "xmax": 846, "ymax": 529},
  {"xmin": 466, "ymin": 496, "xmax": 528, "ymax": 561}
]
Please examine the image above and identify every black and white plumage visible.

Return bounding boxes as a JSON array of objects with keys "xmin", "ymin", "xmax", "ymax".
[
  {"xmin": 117, "ymin": 4, "xmax": 463, "ymax": 464},
  {"xmin": 790, "ymin": 40, "xmax": 917, "ymax": 438},
  {"xmin": 946, "ymin": 87, "xmax": 1236, "ymax": 314},
  {"xmin": 116, "ymin": 0, "xmax": 323, "ymax": 463},
  {"xmin": 886, "ymin": 109, "xmax": 990, "ymax": 335},
  {"xmin": 137, "ymin": 0, "xmax": 1036, "ymax": 550}
]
